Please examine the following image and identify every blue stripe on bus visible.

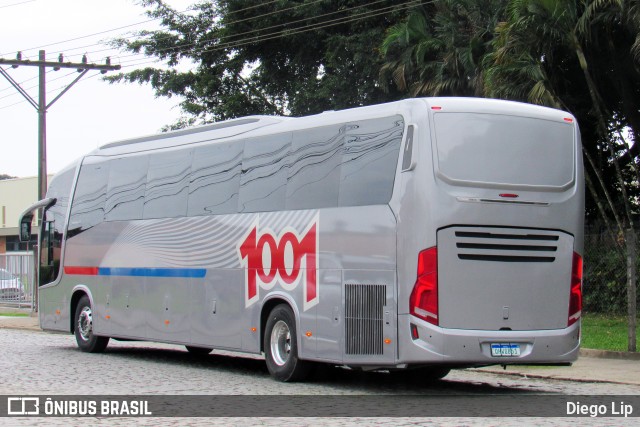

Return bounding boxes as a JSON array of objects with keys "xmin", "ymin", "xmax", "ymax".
[{"xmin": 97, "ymin": 267, "xmax": 207, "ymax": 278}]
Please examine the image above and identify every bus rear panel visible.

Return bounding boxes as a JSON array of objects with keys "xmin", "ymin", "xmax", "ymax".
[{"xmin": 397, "ymin": 98, "xmax": 582, "ymax": 367}]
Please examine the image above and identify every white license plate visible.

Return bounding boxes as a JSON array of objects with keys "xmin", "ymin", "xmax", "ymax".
[{"xmin": 490, "ymin": 343, "xmax": 521, "ymax": 357}]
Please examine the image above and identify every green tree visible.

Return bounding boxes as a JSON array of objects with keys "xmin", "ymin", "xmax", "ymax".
[
  {"xmin": 379, "ymin": 0, "xmax": 506, "ymax": 97},
  {"xmin": 109, "ymin": 0, "xmax": 410, "ymax": 126}
]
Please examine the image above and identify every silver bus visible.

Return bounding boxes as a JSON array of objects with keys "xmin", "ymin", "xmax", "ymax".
[{"xmin": 20, "ymin": 97, "xmax": 584, "ymax": 381}]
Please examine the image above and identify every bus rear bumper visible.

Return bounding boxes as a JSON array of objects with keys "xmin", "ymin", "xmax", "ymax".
[{"xmin": 397, "ymin": 314, "xmax": 581, "ymax": 366}]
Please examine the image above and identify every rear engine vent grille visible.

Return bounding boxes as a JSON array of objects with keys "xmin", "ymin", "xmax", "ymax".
[
  {"xmin": 454, "ymin": 230, "xmax": 559, "ymax": 263},
  {"xmin": 345, "ymin": 284, "xmax": 386, "ymax": 355}
]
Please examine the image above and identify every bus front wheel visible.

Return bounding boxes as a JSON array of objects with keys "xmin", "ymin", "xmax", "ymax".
[
  {"xmin": 264, "ymin": 304, "xmax": 311, "ymax": 382},
  {"xmin": 74, "ymin": 295, "xmax": 109, "ymax": 353}
]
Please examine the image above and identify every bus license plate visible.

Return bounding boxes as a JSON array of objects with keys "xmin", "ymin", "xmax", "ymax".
[{"xmin": 491, "ymin": 343, "xmax": 521, "ymax": 357}]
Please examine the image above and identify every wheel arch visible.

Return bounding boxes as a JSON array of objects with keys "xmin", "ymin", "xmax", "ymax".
[
  {"xmin": 259, "ymin": 293, "xmax": 300, "ymax": 353},
  {"xmin": 69, "ymin": 285, "xmax": 93, "ymax": 334}
]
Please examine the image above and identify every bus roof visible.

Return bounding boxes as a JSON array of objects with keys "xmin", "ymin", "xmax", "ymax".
[{"xmin": 89, "ymin": 98, "xmax": 573, "ymax": 158}]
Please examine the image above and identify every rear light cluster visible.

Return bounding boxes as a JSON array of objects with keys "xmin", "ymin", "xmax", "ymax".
[
  {"xmin": 568, "ymin": 252, "xmax": 583, "ymax": 326},
  {"xmin": 409, "ymin": 247, "xmax": 439, "ymax": 325}
]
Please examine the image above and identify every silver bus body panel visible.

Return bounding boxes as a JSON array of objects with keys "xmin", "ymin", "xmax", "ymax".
[
  {"xmin": 398, "ymin": 314, "xmax": 580, "ymax": 364},
  {"xmin": 35, "ymin": 97, "xmax": 583, "ymax": 369},
  {"xmin": 437, "ymin": 226, "xmax": 574, "ymax": 331}
]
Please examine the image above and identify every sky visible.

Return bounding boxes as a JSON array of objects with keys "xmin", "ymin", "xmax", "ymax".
[{"xmin": 0, "ymin": 0, "xmax": 194, "ymax": 178}]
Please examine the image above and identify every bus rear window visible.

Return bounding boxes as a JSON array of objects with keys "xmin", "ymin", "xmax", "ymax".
[{"xmin": 434, "ymin": 113, "xmax": 575, "ymax": 189}]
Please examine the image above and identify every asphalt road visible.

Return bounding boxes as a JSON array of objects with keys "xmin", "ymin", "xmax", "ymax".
[{"xmin": 3, "ymin": 328, "xmax": 640, "ymax": 426}]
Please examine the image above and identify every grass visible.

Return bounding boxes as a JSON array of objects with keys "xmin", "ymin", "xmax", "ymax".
[
  {"xmin": 0, "ymin": 312, "xmax": 29, "ymax": 317},
  {"xmin": 581, "ymin": 313, "xmax": 640, "ymax": 352}
]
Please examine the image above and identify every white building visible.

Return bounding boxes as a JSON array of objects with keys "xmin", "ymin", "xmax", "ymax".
[{"xmin": 0, "ymin": 175, "xmax": 50, "ymax": 253}]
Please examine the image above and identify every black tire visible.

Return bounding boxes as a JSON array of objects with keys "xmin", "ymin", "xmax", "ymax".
[
  {"xmin": 74, "ymin": 295, "xmax": 109, "ymax": 353},
  {"xmin": 264, "ymin": 304, "xmax": 311, "ymax": 382},
  {"xmin": 420, "ymin": 367, "xmax": 450, "ymax": 381},
  {"xmin": 185, "ymin": 346, "xmax": 213, "ymax": 356},
  {"xmin": 397, "ymin": 366, "xmax": 450, "ymax": 382}
]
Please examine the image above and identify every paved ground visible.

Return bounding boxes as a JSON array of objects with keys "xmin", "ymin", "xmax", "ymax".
[
  {"xmin": 2, "ymin": 313, "xmax": 639, "ymax": 386},
  {"xmin": 1, "ymin": 313, "xmax": 639, "ymax": 426}
]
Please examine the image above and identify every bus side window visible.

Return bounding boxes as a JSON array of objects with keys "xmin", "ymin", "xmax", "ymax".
[
  {"xmin": 188, "ymin": 141, "xmax": 243, "ymax": 216},
  {"xmin": 239, "ymin": 133, "xmax": 291, "ymax": 213},
  {"xmin": 105, "ymin": 155, "xmax": 148, "ymax": 222},
  {"xmin": 286, "ymin": 125, "xmax": 343, "ymax": 210},
  {"xmin": 338, "ymin": 116, "xmax": 404, "ymax": 207},
  {"xmin": 68, "ymin": 160, "xmax": 109, "ymax": 235},
  {"xmin": 144, "ymin": 149, "xmax": 192, "ymax": 219}
]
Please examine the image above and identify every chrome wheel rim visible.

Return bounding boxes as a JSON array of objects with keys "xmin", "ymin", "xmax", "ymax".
[
  {"xmin": 270, "ymin": 320, "xmax": 291, "ymax": 366},
  {"xmin": 77, "ymin": 306, "xmax": 93, "ymax": 342}
]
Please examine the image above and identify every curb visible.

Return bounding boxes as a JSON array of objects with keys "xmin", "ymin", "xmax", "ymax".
[
  {"xmin": 477, "ymin": 367, "xmax": 638, "ymax": 386},
  {"xmin": 0, "ymin": 307, "xmax": 36, "ymax": 316},
  {"xmin": 579, "ymin": 348, "xmax": 640, "ymax": 361}
]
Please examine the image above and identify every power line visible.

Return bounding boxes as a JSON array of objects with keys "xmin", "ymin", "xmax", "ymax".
[
  {"xmin": 0, "ymin": 51, "xmax": 120, "ymax": 201},
  {"xmin": 0, "ymin": 71, "xmax": 103, "ymax": 110},
  {"xmin": 0, "ymin": 1, "xmax": 421, "ymax": 109},
  {"xmin": 42, "ymin": 0, "xmax": 322, "ymax": 60},
  {"xmin": 43, "ymin": 0, "xmax": 320, "ymax": 59},
  {"xmin": 1, "ymin": 21, "xmax": 159, "ymax": 57},
  {"xmin": 113, "ymin": 0, "xmax": 416, "ymax": 64},
  {"xmin": 0, "ymin": 72, "xmax": 41, "ymax": 94},
  {"xmin": 0, "ymin": 98, "xmax": 29, "ymax": 110},
  {"xmin": 0, "ymin": 0, "xmax": 35, "ymax": 9},
  {"xmin": 4, "ymin": 1, "xmax": 287, "ymax": 58},
  {"xmin": 8, "ymin": 0, "xmax": 378, "ymax": 66},
  {"xmin": 116, "ymin": 0, "xmax": 420, "ymax": 66},
  {"xmin": 0, "ymin": 70, "xmax": 78, "ymax": 101}
]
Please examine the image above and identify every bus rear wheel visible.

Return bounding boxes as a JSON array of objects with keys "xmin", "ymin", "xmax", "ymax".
[
  {"xmin": 74, "ymin": 295, "xmax": 109, "ymax": 353},
  {"xmin": 420, "ymin": 367, "xmax": 450, "ymax": 381},
  {"xmin": 395, "ymin": 366, "xmax": 450, "ymax": 382},
  {"xmin": 264, "ymin": 304, "xmax": 311, "ymax": 382}
]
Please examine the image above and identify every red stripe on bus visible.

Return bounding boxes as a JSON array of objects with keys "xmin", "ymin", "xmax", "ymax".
[{"xmin": 64, "ymin": 266, "xmax": 99, "ymax": 275}]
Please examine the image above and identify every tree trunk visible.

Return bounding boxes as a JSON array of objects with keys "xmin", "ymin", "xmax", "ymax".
[
  {"xmin": 584, "ymin": 170, "xmax": 622, "ymax": 253},
  {"xmin": 583, "ymin": 149, "xmax": 625, "ymax": 235},
  {"xmin": 627, "ymin": 229, "xmax": 637, "ymax": 352}
]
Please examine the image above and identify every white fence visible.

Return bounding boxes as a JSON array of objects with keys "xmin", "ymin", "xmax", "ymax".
[{"xmin": 0, "ymin": 252, "xmax": 35, "ymax": 310}]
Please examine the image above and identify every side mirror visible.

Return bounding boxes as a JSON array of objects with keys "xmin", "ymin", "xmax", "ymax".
[
  {"xmin": 18, "ymin": 197, "xmax": 56, "ymax": 242},
  {"xmin": 20, "ymin": 215, "xmax": 32, "ymax": 242}
]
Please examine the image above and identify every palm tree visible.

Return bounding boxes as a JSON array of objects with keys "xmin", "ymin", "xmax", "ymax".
[{"xmin": 380, "ymin": 0, "xmax": 505, "ymax": 97}]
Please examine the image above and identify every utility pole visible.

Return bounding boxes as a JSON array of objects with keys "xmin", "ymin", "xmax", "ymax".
[{"xmin": 0, "ymin": 50, "xmax": 120, "ymax": 201}]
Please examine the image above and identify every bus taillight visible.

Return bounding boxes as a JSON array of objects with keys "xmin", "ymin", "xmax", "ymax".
[
  {"xmin": 410, "ymin": 247, "xmax": 438, "ymax": 325},
  {"xmin": 568, "ymin": 252, "xmax": 583, "ymax": 326}
]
